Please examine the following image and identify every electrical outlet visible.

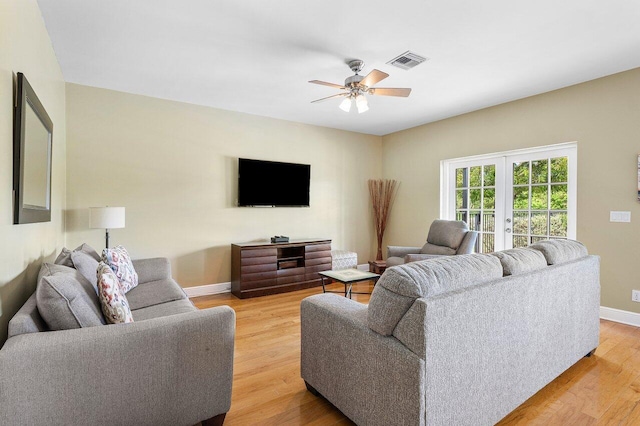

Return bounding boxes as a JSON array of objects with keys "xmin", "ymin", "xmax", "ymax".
[{"xmin": 633, "ymin": 290, "xmax": 640, "ymax": 303}]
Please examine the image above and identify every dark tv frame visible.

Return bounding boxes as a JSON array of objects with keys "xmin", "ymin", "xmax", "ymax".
[
  {"xmin": 237, "ymin": 158, "xmax": 310, "ymax": 207},
  {"xmin": 13, "ymin": 72, "xmax": 53, "ymax": 224}
]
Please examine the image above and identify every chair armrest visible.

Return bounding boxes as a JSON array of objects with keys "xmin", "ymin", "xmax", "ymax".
[
  {"xmin": 404, "ymin": 253, "xmax": 449, "ymax": 263},
  {"xmin": 0, "ymin": 306, "xmax": 235, "ymax": 425},
  {"xmin": 301, "ymin": 294, "xmax": 424, "ymax": 426},
  {"xmin": 133, "ymin": 257, "xmax": 172, "ymax": 283},
  {"xmin": 456, "ymin": 231, "xmax": 478, "ymax": 254},
  {"xmin": 387, "ymin": 246, "xmax": 422, "ymax": 258}
]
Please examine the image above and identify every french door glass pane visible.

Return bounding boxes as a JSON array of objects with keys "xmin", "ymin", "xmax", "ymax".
[
  {"xmin": 470, "ymin": 166, "xmax": 482, "ymax": 187},
  {"xmin": 456, "ymin": 168, "xmax": 466, "ymax": 188},
  {"xmin": 531, "ymin": 186, "xmax": 548, "ymax": 209},
  {"xmin": 550, "ymin": 211, "xmax": 568, "ymax": 237},
  {"xmin": 484, "ymin": 165, "xmax": 496, "ymax": 186},
  {"xmin": 551, "ymin": 184, "xmax": 568, "ymax": 209},
  {"xmin": 513, "ymin": 235, "xmax": 528, "ymax": 248},
  {"xmin": 550, "ymin": 157, "xmax": 568, "ymax": 182},
  {"xmin": 483, "ymin": 188, "xmax": 495, "ymax": 209},
  {"xmin": 531, "ymin": 160, "xmax": 548, "ymax": 184},
  {"xmin": 513, "ymin": 211, "xmax": 529, "ymax": 234},
  {"xmin": 531, "ymin": 212, "xmax": 548, "ymax": 236},
  {"xmin": 513, "ymin": 162, "xmax": 529, "ymax": 185},
  {"xmin": 513, "ymin": 187, "xmax": 529, "ymax": 210}
]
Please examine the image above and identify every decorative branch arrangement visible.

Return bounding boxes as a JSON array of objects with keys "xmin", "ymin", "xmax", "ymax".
[{"xmin": 368, "ymin": 179, "xmax": 398, "ymax": 261}]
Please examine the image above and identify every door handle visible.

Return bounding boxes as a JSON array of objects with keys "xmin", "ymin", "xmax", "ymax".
[
  {"xmin": 506, "ymin": 218, "xmax": 511, "ymax": 223},
  {"xmin": 505, "ymin": 228, "xmax": 512, "ymax": 233}
]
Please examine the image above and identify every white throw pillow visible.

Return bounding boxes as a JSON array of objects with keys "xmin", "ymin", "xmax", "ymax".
[
  {"xmin": 97, "ymin": 262, "xmax": 134, "ymax": 324},
  {"xmin": 102, "ymin": 245, "xmax": 139, "ymax": 293}
]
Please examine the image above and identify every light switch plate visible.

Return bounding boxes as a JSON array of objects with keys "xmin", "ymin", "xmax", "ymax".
[{"xmin": 610, "ymin": 211, "xmax": 631, "ymax": 222}]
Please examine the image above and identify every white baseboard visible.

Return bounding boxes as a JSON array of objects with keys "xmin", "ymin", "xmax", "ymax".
[
  {"xmin": 184, "ymin": 282, "xmax": 231, "ymax": 298},
  {"xmin": 600, "ymin": 306, "xmax": 640, "ymax": 327}
]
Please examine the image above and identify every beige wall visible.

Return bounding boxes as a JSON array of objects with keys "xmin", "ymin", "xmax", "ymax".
[
  {"xmin": 382, "ymin": 68, "xmax": 640, "ymax": 313},
  {"xmin": 65, "ymin": 84, "xmax": 381, "ymax": 287},
  {"xmin": 0, "ymin": 0, "xmax": 66, "ymax": 345}
]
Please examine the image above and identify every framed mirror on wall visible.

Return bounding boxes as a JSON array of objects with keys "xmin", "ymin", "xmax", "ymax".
[{"xmin": 13, "ymin": 72, "xmax": 53, "ymax": 224}]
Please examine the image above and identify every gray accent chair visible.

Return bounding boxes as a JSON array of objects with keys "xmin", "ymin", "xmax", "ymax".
[
  {"xmin": 301, "ymin": 240, "xmax": 600, "ymax": 425},
  {"xmin": 386, "ymin": 219, "xmax": 478, "ymax": 267},
  {"xmin": 0, "ymin": 257, "xmax": 234, "ymax": 426}
]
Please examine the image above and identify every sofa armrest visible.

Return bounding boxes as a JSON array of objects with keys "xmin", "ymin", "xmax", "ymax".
[
  {"xmin": 387, "ymin": 245, "xmax": 422, "ymax": 259},
  {"xmin": 133, "ymin": 257, "xmax": 172, "ymax": 283},
  {"xmin": 0, "ymin": 306, "xmax": 235, "ymax": 425},
  {"xmin": 404, "ymin": 253, "xmax": 449, "ymax": 263},
  {"xmin": 301, "ymin": 294, "xmax": 424, "ymax": 426}
]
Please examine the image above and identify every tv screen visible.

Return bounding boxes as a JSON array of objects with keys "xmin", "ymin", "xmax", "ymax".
[{"xmin": 238, "ymin": 158, "xmax": 310, "ymax": 207}]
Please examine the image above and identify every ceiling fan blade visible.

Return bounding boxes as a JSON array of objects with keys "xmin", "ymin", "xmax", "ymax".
[
  {"xmin": 309, "ymin": 80, "xmax": 345, "ymax": 89},
  {"xmin": 359, "ymin": 69, "xmax": 389, "ymax": 88},
  {"xmin": 311, "ymin": 93, "xmax": 348, "ymax": 103},
  {"xmin": 369, "ymin": 88, "xmax": 412, "ymax": 97}
]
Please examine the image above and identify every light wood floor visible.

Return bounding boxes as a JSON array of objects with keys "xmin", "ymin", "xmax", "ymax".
[{"xmin": 192, "ymin": 282, "xmax": 640, "ymax": 425}]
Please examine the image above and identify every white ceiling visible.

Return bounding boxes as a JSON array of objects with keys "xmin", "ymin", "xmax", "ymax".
[{"xmin": 38, "ymin": 0, "xmax": 640, "ymax": 136}]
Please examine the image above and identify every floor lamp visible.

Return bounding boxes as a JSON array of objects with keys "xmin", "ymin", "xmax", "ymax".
[{"xmin": 89, "ymin": 207, "xmax": 125, "ymax": 249}]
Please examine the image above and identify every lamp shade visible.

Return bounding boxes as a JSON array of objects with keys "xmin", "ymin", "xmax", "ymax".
[{"xmin": 89, "ymin": 207, "xmax": 125, "ymax": 229}]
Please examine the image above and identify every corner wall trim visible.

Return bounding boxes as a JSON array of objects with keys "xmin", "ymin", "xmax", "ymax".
[
  {"xmin": 184, "ymin": 282, "xmax": 231, "ymax": 298},
  {"xmin": 600, "ymin": 306, "xmax": 640, "ymax": 327}
]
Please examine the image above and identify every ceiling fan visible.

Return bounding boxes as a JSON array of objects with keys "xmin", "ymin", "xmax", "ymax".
[{"xmin": 309, "ymin": 60, "xmax": 411, "ymax": 113}]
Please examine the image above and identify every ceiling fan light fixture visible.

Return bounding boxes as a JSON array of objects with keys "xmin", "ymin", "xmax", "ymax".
[
  {"xmin": 356, "ymin": 94, "xmax": 369, "ymax": 114},
  {"xmin": 339, "ymin": 97, "xmax": 352, "ymax": 112}
]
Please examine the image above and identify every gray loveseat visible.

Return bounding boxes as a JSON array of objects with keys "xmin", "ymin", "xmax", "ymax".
[
  {"xmin": 0, "ymin": 256, "xmax": 234, "ymax": 426},
  {"xmin": 301, "ymin": 239, "xmax": 600, "ymax": 425}
]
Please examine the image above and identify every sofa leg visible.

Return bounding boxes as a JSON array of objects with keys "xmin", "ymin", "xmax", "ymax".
[
  {"xmin": 305, "ymin": 381, "xmax": 320, "ymax": 397},
  {"xmin": 202, "ymin": 413, "xmax": 226, "ymax": 426},
  {"xmin": 585, "ymin": 348, "xmax": 597, "ymax": 357}
]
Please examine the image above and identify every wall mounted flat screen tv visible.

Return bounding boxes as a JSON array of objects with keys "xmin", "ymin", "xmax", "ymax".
[{"xmin": 238, "ymin": 158, "xmax": 310, "ymax": 207}]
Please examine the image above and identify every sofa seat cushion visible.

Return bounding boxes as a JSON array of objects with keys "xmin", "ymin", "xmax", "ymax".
[
  {"xmin": 530, "ymin": 239, "xmax": 588, "ymax": 265},
  {"xmin": 491, "ymin": 248, "xmax": 547, "ymax": 276},
  {"xmin": 368, "ymin": 254, "xmax": 503, "ymax": 336},
  {"xmin": 131, "ymin": 299, "xmax": 196, "ymax": 321},
  {"xmin": 125, "ymin": 278, "xmax": 188, "ymax": 311},
  {"xmin": 36, "ymin": 263, "xmax": 106, "ymax": 330},
  {"xmin": 420, "ymin": 242, "xmax": 456, "ymax": 255}
]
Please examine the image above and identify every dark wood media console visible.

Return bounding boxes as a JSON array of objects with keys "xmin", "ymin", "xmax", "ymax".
[{"xmin": 231, "ymin": 239, "xmax": 332, "ymax": 298}]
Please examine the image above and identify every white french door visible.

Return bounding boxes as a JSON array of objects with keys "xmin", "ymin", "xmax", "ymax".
[{"xmin": 441, "ymin": 143, "xmax": 577, "ymax": 253}]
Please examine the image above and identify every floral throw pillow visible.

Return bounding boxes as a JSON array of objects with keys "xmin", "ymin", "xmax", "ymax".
[
  {"xmin": 97, "ymin": 262, "xmax": 134, "ymax": 324},
  {"xmin": 102, "ymin": 245, "xmax": 139, "ymax": 293}
]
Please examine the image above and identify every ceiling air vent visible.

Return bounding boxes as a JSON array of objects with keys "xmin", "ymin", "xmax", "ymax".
[{"xmin": 387, "ymin": 51, "xmax": 428, "ymax": 70}]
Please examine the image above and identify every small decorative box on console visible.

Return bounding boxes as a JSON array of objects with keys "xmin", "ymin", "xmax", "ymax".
[
  {"xmin": 271, "ymin": 235, "xmax": 290, "ymax": 243},
  {"xmin": 231, "ymin": 238, "xmax": 332, "ymax": 298}
]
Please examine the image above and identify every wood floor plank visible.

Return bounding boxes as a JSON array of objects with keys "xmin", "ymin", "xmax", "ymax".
[{"xmin": 192, "ymin": 286, "xmax": 640, "ymax": 425}]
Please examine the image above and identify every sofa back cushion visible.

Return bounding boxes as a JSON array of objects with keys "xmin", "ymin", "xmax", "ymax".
[
  {"xmin": 529, "ymin": 239, "xmax": 588, "ymax": 265},
  {"xmin": 491, "ymin": 247, "xmax": 547, "ymax": 276},
  {"xmin": 425, "ymin": 220, "xmax": 469, "ymax": 250},
  {"xmin": 54, "ymin": 243, "xmax": 101, "ymax": 292},
  {"xmin": 368, "ymin": 254, "xmax": 503, "ymax": 335},
  {"xmin": 36, "ymin": 263, "xmax": 106, "ymax": 330}
]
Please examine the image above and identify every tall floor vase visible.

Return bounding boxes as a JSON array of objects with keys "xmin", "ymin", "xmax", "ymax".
[{"xmin": 368, "ymin": 179, "xmax": 398, "ymax": 261}]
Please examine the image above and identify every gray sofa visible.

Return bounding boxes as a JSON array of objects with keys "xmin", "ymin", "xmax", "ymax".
[
  {"xmin": 387, "ymin": 219, "xmax": 478, "ymax": 267},
  {"xmin": 0, "ymin": 256, "xmax": 235, "ymax": 426},
  {"xmin": 301, "ymin": 239, "xmax": 600, "ymax": 425}
]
